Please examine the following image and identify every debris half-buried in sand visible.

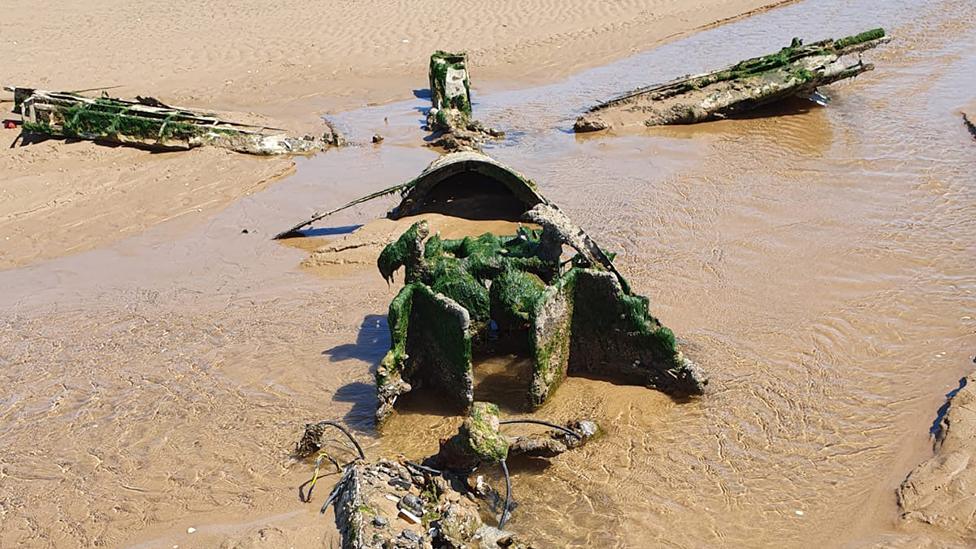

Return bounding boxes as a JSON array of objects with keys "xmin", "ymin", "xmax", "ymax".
[
  {"xmin": 363, "ymin": 153, "xmax": 705, "ymax": 425},
  {"xmin": 574, "ymin": 28, "xmax": 890, "ymax": 131},
  {"xmin": 311, "ymin": 405, "xmax": 599, "ymax": 549},
  {"xmin": 424, "ymin": 51, "xmax": 503, "ymax": 152},
  {"xmin": 271, "ymin": 151, "xmax": 705, "ymax": 425},
  {"xmin": 8, "ymin": 86, "xmax": 343, "ymax": 155}
]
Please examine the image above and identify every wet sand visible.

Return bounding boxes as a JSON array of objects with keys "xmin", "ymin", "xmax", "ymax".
[
  {"xmin": 0, "ymin": 0, "xmax": 794, "ymax": 271},
  {"xmin": 2, "ymin": 0, "xmax": 976, "ymax": 547}
]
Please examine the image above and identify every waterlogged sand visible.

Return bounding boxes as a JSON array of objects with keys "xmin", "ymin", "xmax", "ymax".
[
  {"xmin": 2, "ymin": 0, "xmax": 976, "ymax": 548},
  {"xmin": 0, "ymin": 0, "xmax": 793, "ymax": 270}
]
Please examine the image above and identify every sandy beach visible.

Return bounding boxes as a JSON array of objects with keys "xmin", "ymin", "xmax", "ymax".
[
  {"xmin": 2, "ymin": 0, "xmax": 975, "ymax": 548},
  {"xmin": 0, "ymin": 0, "xmax": 792, "ymax": 270}
]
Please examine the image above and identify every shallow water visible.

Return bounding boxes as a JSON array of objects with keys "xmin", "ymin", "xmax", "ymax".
[{"xmin": 2, "ymin": 0, "xmax": 975, "ymax": 546}]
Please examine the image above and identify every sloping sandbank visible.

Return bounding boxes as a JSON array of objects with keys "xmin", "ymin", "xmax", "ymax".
[{"xmin": 898, "ymin": 373, "xmax": 976, "ymax": 543}]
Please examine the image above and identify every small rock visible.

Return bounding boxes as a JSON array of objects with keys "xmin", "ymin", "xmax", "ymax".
[
  {"xmin": 241, "ymin": 229, "xmax": 249, "ymax": 234},
  {"xmin": 400, "ymin": 529, "xmax": 421, "ymax": 542},
  {"xmin": 398, "ymin": 494, "xmax": 424, "ymax": 516},
  {"xmin": 372, "ymin": 134, "xmax": 385, "ymax": 144},
  {"xmin": 576, "ymin": 420, "xmax": 599, "ymax": 438},
  {"xmin": 388, "ymin": 477, "xmax": 411, "ymax": 490},
  {"xmin": 373, "ymin": 515, "xmax": 389, "ymax": 528},
  {"xmin": 186, "ymin": 527, "xmax": 196, "ymax": 534}
]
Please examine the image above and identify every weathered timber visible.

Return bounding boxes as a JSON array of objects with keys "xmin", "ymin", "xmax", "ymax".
[
  {"xmin": 9, "ymin": 87, "xmax": 341, "ymax": 155},
  {"xmin": 575, "ymin": 28, "xmax": 890, "ymax": 131}
]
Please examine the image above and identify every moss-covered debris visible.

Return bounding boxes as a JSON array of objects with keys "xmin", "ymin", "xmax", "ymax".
[
  {"xmin": 375, "ymin": 215, "xmax": 707, "ymax": 424},
  {"xmin": 431, "ymin": 402, "xmax": 509, "ymax": 470},
  {"xmin": 16, "ymin": 87, "xmax": 340, "ymax": 155},
  {"xmin": 575, "ymin": 27, "xmax": 889, "ymax": 130}
]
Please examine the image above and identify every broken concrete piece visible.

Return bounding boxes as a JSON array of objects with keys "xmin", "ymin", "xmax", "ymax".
[
  {"xmin": 374, "ymin": 217, "xmax": 705, "ymax": 424},
  {"xmin": 897, "ymin": 374, "xmax": 976, "ymax": 540},
  {"xmin": 507, "ymin": 420, "xmax": 599, "ymax": 459},
  {"xmin": 429, "ymin": 402, "xmax": 510, "ymax": 471},
  {"xmin": 429, "ymin": 51, "xmax": 472, "ymax": 120},
  {"xmin": 425, "ymin": 52, "xmax": 502, "ymax": 151},
  {"xmin": 574, "ymin": 28, "xmax": 890, "ymax": 131},
  {"xmin": 9, "ymin": 86, "xmax": 341, "ymax": 155}
]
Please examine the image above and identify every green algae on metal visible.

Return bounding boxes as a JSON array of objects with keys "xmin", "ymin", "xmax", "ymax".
[
  {"xmin": 575, "ymin": 27, "xmax": 890, "ymax": 130},
  {"xmin": 374, "ymin": 210, "xmax": 706, "ymax": 424}
]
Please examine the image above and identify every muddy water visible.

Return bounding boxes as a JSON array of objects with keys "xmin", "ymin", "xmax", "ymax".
[{"xmin": 2, "ymin": 0, "xmax": 976, "ymax": 547}]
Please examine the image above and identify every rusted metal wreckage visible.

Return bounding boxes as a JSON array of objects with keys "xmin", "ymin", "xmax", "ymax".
[
  {"xmin": 6, "ymin": 86, "xmax": 342, "ymax": 155},
  {"xmin": 574, "ymin": 28, "xmax": 890, "ymax": 131},
  {"xmin": 276, "ymin": 151, "xmax": 707, "ymax": 427}
]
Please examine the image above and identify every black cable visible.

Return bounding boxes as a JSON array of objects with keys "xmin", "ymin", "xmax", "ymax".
[
  {"xmin": 498, "ymin": 459, "xmax": 512, "ymax": 529},
  {"xmin": 311, "ymin": 421, "xmax": 367, "ymax": 461},
  {"xmin": 498, "ymin": 419, "xmax": 581, "ymax": 440},
  {"xmin": 320, "ymin": 468, "xmax": 352, "ymax": 514}
]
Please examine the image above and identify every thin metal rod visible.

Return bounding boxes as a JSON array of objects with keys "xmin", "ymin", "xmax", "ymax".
[
  {"xmin": 498, "ymin": 419, "xmax": 581, "ymax": 440},
  {"xmin": 273, "ymin": 183, "xmax": 411, "ymax": 239},
  {"xmin": 405, "ymin": 461, "xmax": 443, "ymax": 476}
]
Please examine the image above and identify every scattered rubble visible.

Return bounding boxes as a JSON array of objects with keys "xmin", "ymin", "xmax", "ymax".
[
  {"xmin": 312, "ymin": 405, "xmax": 598, "ymax": 549},
  {"xmin": 424, "ymin": 52, "xmax": 503, "ymax": 151},
  {"xmin": 897, "ymin": 373, "xmax": 976, "ymax": 540},
  {"xmin": 574, "ymin": 28, "xmax": 890, "ymax": 131},
  {"xmin": 7, "ymin": 86, "xmax": 342, "ymax": 155}
]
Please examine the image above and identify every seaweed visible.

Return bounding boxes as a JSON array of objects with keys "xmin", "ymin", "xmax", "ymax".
[{"xmin": 375, "ymin": 217, "xmax": 705, "ymax": 423}]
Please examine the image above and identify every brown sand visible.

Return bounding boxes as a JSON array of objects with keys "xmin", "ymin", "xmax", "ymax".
[
  {"xmin": 0, "ymin": 0, "xmax": 792, "ymax": 270},
  {"xmin": 898, "ymin": 374, "xmax": 976, "ymax": 541},
  {"xmin": 5, "ymin": 1, "xmax": 975, "ymax": 547}
]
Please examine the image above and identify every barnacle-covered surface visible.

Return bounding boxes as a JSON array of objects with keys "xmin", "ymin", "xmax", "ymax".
[{"xmin": 574, "ymin": 28, "xmax": 890, "ymax": 131}]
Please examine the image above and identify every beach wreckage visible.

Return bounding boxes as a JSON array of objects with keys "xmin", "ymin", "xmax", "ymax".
[
  {"xmin": 275, "ymin": 151, "xmax": 707, "ymax": 425},
  {"xmin": 424, "ymin": 51, "xmax": 503, "ymax": 151},
  {"xmin": 574, "ymin": 28, "xmax": 890, "ymax": 131},
  {"xmin": 5, "ymin": 86, "xmax": 342, "ymax": 155},
  {"xmin": 297, "ymin": 404, "xmax": 599, "ymax": 548}
]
